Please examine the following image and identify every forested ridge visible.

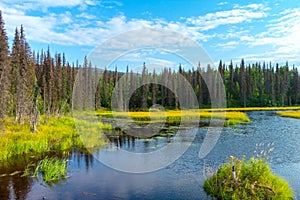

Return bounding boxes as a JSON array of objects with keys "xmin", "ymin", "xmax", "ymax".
[{"xmin": 1, "ymin": 11, "xmax": 300, "ymax": 127}]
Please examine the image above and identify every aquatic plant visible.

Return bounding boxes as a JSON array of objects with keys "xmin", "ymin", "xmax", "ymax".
[
  {"xmin": 203, "ymin": 156, "xmax": 293, "ymax": 200},
  {"xmin": 24, "ymin": 157, "xmax": 68, "ymax": 184}
]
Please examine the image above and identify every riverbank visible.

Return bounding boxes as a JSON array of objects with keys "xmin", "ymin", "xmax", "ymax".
[
  {"xmin": 97, "ymin": 110, "xmax": 251, "ymax": 126},
  {"xmin": 3, "ymin": 106, "xmax": 300, "ymax": 162},
  {"xmin": 203, "ymin": 106, "xmax": 300, "ymax": 112},
  {"xmin": 277, "ymin": 111, "xmax": 300, "ymax": 119},
  {"xmin": 1, "ymin": 110, "xmax": 300, "ymax": 199},
  {"xmin": 0, "ymin": 116, "xmax": 110, "ymax": 163},
  {"xmin": 0, "ymin": 109, "xmax": 250, "ymax": 163}
]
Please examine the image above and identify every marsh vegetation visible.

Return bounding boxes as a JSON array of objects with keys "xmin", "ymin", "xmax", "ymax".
[
  {"xmin": 203, "ymin": 156, "xmax": 293, "ymax": 199},
  {"xmin": 24, "ymin": 157, "xmax": 68, "ymax": 184},
  {"xmin": 277, "ymin": 111, "xmax": 300, "ymax": 119}
]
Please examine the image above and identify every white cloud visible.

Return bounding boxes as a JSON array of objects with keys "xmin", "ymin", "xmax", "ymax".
[
  {"xmin": 76, "ymin": 13, "xmax": 96, "ymax": 20},
  {"xmin": 236, "ymin": 8, "xmax": 300, "ymax": 64},
  {"xmin": 118, "ymin": 52, "xmax": 178, "ymax": 69},
  {"xmin": 185, "ymin": 4, "xmax": 267, "ymax": 31},
  {"xmin": 0, "ymin": 0, "xmax": 93, "ymax": 9},
  {"xmin": 216, "ymin": 41, "xmax": 239, "ymax": 49},
  {"xmin": 217, "ymin": 2, "xmax": 228, "ymax": 6},
  {"xmin": 3, "ymin": 1, "xmax": 299, "ymax": 64},
  {"xmin": 0, "ymin": 1, "xmax": 271, "ymax": 47}
]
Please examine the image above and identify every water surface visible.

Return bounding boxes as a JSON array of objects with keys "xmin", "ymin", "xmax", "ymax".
[{"xmin": 1, "ymin": 111, "xmax": 299, "ymax": 199}]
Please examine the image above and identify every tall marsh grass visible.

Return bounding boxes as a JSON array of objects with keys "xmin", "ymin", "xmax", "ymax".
[
  {"xmin": 203, "ymin": 156, "xmax": 293, "ymax": 199},
  {"xmin": 0, "ymin": 116, "xmax": 109, "ymax": 162},
  {"xmin": 24, "ymin": 157, "xmax": 68, "ymax": 184}
]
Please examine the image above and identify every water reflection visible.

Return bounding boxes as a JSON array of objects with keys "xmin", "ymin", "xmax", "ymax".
[
  {"xmin": 71, "ymin": 149, "xmax": 95, "ymax": 172},
  {"xmin": 109, "ymin": 134, "xmax": 136, "ymax": 150},
  {"xmin": 0, "ymin": 160, "xmax": 33, "ymax": 200},
  {"xmin": 1, "ymin": 111, "xmax": 300, "ymax": 199}
]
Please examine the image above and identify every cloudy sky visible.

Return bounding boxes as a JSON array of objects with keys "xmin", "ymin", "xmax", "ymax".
[{"xmin": 1, "ymin": 0, "xmax": 300, "ymax": 69}]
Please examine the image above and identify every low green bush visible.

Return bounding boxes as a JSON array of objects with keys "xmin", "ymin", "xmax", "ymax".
[{"xmin": 203, "ymin": 156, "xmax": 293, "ymax": 199}]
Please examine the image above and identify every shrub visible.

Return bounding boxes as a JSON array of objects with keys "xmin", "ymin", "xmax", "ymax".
[{"xmin": 203, "ymin": 156, "xmax": 293, "ymax": 199}]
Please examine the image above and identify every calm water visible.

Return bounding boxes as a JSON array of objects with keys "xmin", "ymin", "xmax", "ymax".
[{"xmin": 1, "ymin": 111, "xmax": 300, "ymax": 199}]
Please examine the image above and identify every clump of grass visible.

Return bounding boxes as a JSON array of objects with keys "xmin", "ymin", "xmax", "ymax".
[
  {"xmin": 25, "ymin": 157, "xmax": 68, "ymax": 184},
  {"xmin": 277, "ymin": 111, "xmax": 300, "ymax": 119},
  {"xmin": 203, "ymin": 156, "xmax": 293, "ymax": 200}
]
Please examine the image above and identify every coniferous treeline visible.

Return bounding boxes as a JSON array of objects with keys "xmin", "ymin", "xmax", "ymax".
[
  {"xmin": 0, "ymin": 12, "xmax": 77, "ymax": 131},
  {"xmin": 1, "ymin": 12, "xmax": 300, "ymax": 130},
  {"xmin": 85, "ymin": 59, "xmax": 299, "ymax": 111}
]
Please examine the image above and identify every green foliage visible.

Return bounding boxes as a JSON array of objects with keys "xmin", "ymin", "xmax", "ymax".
[
  {"xmin": 24, "ymin": 157, "xmax": 68, "ymax": 184},
  {"xmin": 203, "ymin": 156, "xmax": 294, "ymax": 200}
]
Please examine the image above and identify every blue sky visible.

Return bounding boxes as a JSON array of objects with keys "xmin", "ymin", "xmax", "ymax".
[{"xmin": 1, "ymin": 0, "xmax": 300, "ymax": 70}]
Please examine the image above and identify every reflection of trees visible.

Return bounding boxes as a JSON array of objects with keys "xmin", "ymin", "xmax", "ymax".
[
  {"xmin": 143, "ymin": 140, "xmax": 149, "ymax": 149},
  {"xmin": 107, "ymin": 129, "xmax": 178, "ymax": 151},
  {"xmin": 109, "ymin": 135, "xmax": 136, "ymax": 150},
  {"xmin": 0, "ymin": 162, "xmax": 32, "ymax": 200},
  {"xmin": 84, "ymin": 153, "xmax": 94, "ymax": 171},
  {"xmin": 72, "ymin": 148, "xmax": 95, "ymax": 172}
]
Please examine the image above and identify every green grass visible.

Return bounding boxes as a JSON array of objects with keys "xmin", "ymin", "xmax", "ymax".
[
  {"xmin": 0, "ymin": 116, "xmax": 110, "ymax": 162},
  {"xmin": 203, "ymin": 156, "xmax": 294, "ymax": 200},
  {"xmin": 24, "ymin": 157, "xmax": 68, "ymax": 184},
  {"xmin": 0, "ymin": 115, "xmax": 111, "ymax": 185}
]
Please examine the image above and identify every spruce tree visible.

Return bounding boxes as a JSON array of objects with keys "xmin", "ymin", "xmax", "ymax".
[{"xmin": 0, "ymin": 11, "xmax": 10, "ymax": 118}]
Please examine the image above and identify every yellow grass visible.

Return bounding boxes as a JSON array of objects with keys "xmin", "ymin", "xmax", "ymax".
[
  {"xmin": 0, "ymin": 116, "xmax": 109, "ymax": 162},
  {"xmin": 204, "ymin": 106, "xmax": 300, "ymax": 112},
  {"xmin": 97, "ymin": 110, "xmax": 250, "ymax": 125},
  {"xmin": 277, "ymin": 111, "xmax": 300, "ymax": 119}
]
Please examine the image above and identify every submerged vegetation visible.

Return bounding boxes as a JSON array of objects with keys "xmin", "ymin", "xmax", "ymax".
[
  {"xmin": 203, "ymin": 156, "xmax": 293, "ymax": 200},
  {"xmin": 277, "ymin": 111, "xmax": 300, "ymax": 119},
  {"xmin": 24, "ymin": 157, "xmax": 68, "ymax": 184}
]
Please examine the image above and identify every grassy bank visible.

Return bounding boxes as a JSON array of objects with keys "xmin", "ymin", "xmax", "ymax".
[
  {"xmin": 0, "ymin": 109, "xmax": 251, "ymax": 162},
  {"xmin": 204, "ymin": 156, "xmax": 293, "ymax": 199},
  {"xmin": 277, "ymin": 111, "xmax": 300, "ymax": 119},
  {"xmin": 206, "ymin": 106, "xmax": 300, "ymax": 112},
  {"xmin": 0, "ymin": 116, "xmax": 110, "ymax": 162},
  {"xmin": 97, "ymin": 110, "xmax": 251, "ymax": 126}
]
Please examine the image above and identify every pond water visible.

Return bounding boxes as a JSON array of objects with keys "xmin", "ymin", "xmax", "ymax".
[{"xmin": 1, "ymin": 111, "xmax": 300, "ymax": 199}]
